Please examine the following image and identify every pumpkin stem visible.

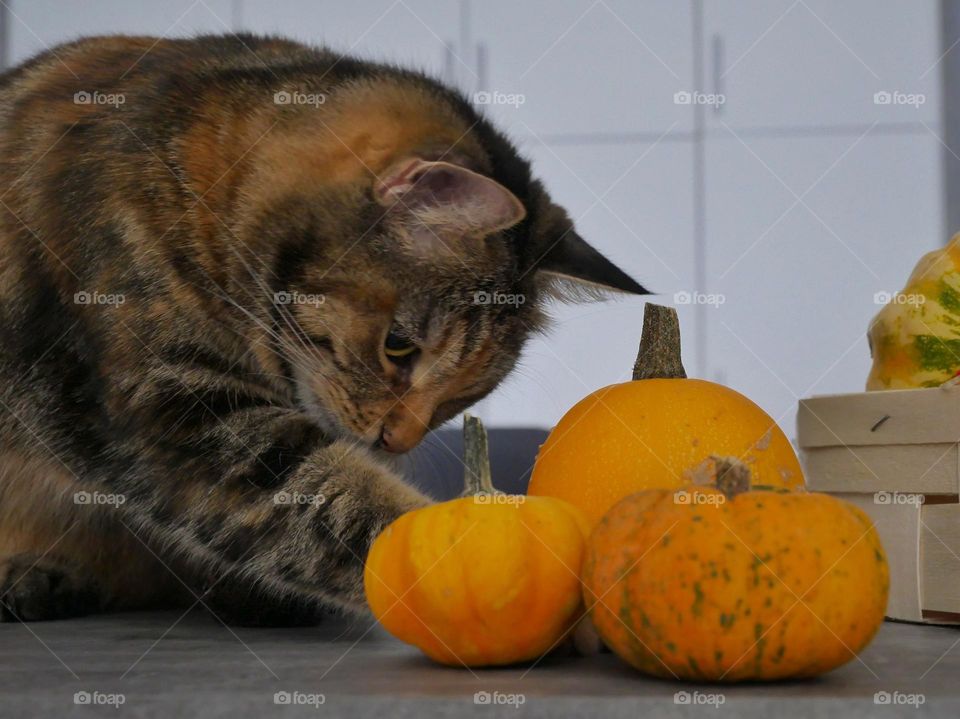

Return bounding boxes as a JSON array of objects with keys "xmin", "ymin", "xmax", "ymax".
[
  {"xmin": 633, "ymin": 303, "xmax": 687, "ymax": 380},
  {"xmin": 710, "ymin": 455, "xmax": 753, "ymax": 498},
  {"xmin": 462, "ymin": 413, "xmax": 497, "ymax": 496}
]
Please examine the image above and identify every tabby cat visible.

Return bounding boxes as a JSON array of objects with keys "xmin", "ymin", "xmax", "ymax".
[{"xmin": 0, "ymin": 34, "xmax": 645, "ymax": 625}]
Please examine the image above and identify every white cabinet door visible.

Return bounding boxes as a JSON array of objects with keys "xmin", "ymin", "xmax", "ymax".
[
  {"xmin": 9, "ymin": 1, "xmax": 237, "ymax": 64},
  {"xmin": 704, "ymin": 130, "xmax": 942, "ymax": 432},
  {"xmin": 477, "ymin": 138, "xmax": 696, "ymax": 429},
  {"xmin": 703, "ymin": 0, "xmax": 941, "ymax": 130},
  {"xmin": 241, "ymin": 0, "xmax": 459, "ymax": 79},
  {"xmin": 472, "ymin": 0, "xmax": 695, "ymax": 137}
]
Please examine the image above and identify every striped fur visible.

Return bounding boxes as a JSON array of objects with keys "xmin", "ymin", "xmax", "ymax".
[{"xmin": 0, "ymin": 34, "xmax": 638, "ymax": 622}]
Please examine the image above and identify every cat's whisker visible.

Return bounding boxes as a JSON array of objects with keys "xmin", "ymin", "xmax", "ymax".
[
  {"xmin": 498, "ymin": 368, "xmax": 569, "ymax": 418},
  {"xmin": 504, "ymin": 363, "xmax": 557, "ymax": 399},
  {"xmin": 226, "ymin": 252, "xmax": 335, "ymax": 371},
  {"xmin": 405, "ymin": 443, "xmax": 444, "ymax": 488},
  {"xmin": 178, "ymin": 266, "xmax": 335, "ymax": 386},
  {"xmin": 415, "ymin": 433, "xmax": 464, "ymax": 497}
]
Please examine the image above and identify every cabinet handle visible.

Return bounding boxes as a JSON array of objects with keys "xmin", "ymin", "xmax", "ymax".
[
  {"xmin": 443, "ymin": 42, "xmax": 456, "ymax": 86},
  {"xmin": 712, "ymin": 33, "xmax": 725, "ymax": 115},
  {"xmin": 476, "ymin": 41, "xmax": 488, "ymax": 93}
]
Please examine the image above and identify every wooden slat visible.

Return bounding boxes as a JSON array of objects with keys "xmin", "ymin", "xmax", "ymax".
[
  {"xmin": 921, "ymin": 503, "xmax": 960, "ymax": 614},
  {"xmin": 840, "ymin": 493, "xmax": 924, "ymax": 622},
  {"xmin": 801, "ymin": 444, "xmax": 959, "ymax": 494},
  {"xmin": 798, "ymin": 387, "xmax": 960, "ymax": 448}
]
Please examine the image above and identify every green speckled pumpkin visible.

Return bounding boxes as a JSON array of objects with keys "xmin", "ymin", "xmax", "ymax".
[
  {"xmin": 582, "ymin": 457, "xmax": 889, "ymax": 682},
  {"xmin": 868, "ymin": 233, "xmax": 960, "ymax": 389}
]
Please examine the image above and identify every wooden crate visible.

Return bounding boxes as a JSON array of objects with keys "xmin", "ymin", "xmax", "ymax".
[{"xmin": 797, "ymin": 386, "xmax": 960, "ymax": 624}]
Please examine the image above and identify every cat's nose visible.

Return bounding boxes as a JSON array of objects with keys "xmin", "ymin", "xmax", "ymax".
[{"xmin": 378, "ymin": 423, "xmax": 426, "ymax": 453}]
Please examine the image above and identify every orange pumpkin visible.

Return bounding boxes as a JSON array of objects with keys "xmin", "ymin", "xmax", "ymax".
[
  {"xmin": 583, "ymin": 457, "xmax": 889, "ymax": 681},
  {"xmin": 529, "ymin": 304, "xmax": 803, "ymax": 526},
  {"xmin": 364, "ymin": 415, "xmax": 589, "ymax": 667}
]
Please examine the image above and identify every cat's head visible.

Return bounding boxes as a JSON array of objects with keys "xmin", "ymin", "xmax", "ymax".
[{"xmin": 238, "ymin": 81, "xmax": 646, "ymax": 453}]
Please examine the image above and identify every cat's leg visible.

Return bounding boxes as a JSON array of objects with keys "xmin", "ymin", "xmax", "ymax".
[
  {"xmin": 0, "ymin": 454, "xmax": 111, "ymax": 622},
  {"xmin": 0, "ymin": 431, "xmax": 425, "ymax": 622},
  {"xmin": 108, "ymin": 370, "xmax": 432, "ymax": 614},
  {"xmin": 0, "ymin": 454, "xmax": 191, "ymax": 621}
]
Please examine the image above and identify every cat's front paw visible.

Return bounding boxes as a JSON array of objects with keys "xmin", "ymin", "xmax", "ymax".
[
  {"xmin": 296, "ymin": 441, "xmax": 433, "ymax": 606},
  {"xmin": 320, "ymin": 439, "xmax": 433, "ymax": 516}
]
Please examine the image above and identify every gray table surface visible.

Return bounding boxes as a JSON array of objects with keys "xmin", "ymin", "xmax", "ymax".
[{"xmin": 0, "ymin": 610, "xmax": 958, "ymax": 718}]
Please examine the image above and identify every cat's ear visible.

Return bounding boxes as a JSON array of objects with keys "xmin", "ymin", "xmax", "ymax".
[
  {"xmin": 537, "ymin": 229, "xmax": 649, "ymax": 295},
  {"xmin": 374, "ymin": 159, "xmax": 526, "ymax": 237}
]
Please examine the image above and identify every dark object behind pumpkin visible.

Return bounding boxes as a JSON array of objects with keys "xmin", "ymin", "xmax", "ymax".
[{"xmin": 403, "ymin": 427, "xmax": 549, "ymax": 500}]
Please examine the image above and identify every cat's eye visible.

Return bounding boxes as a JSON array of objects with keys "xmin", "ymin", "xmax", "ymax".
[{"xmin": 384, "ymin": 330, "xmax": 418, "ymax": 362}]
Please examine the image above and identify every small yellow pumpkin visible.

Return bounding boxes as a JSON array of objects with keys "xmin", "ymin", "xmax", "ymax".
[
  {"xmin": 583, "ymin": 457, "xmax": 889, "ymax": 681},
  {"xmin": 364, "ymin": 415, "xmax": 589, "ymax": 667},
  {"xmin": 868, "ymin": 233, "xmax": 960, "ymax": 389},
  {"xmin": 529, "ymin": 304, "xmax": 803, "ymax": 527}
]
